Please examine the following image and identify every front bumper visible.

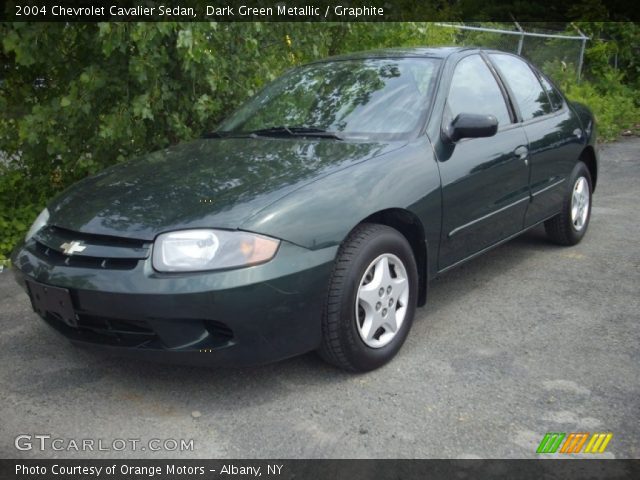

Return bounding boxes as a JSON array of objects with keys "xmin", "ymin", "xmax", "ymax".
[{"xmin": 11, "ymin": 238, "xmax": 337, "ymax": 367}]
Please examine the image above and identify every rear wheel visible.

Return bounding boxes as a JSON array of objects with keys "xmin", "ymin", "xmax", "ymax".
[
  {"xmin": 319, "ymin": 223, "xmax": 418, "ymax": 372},
  {"xmin": 545, "ymin": 162, "xmax": 593, "ymax": 246}
]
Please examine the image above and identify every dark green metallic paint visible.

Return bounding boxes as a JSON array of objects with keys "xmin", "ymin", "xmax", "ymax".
[
  {"xmin": 12, "ymin": 240, "xmax": 338, "ymax": 365},
  {"xmin": 242, "ymin": 138, "xmax": 442, "ymax": 253},
  {"xmin": 48, "ymin": 137, "xmax": 402, "ymax": 241},
  {"xmin": 436, "ymin": 126, "xmax": 531, "ymax": 268},
  {"xmin": 11, "ymin": 47, "xmax": 598, "ymax": 366}
]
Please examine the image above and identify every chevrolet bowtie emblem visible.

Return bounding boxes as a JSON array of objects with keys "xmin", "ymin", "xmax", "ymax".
[{"xmin": 60, "ymin": 241, "xmax": 86, "ymax": 255}]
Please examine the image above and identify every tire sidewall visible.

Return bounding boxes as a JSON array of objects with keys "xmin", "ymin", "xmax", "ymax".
[{"xmin": 338, "ymin": 227, "xmax": 418, "ymax": 371}]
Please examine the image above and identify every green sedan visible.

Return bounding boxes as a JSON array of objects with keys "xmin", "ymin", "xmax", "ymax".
[{"xmin": 12, "ymin": 47, "xmax": 598, "ymax": 372}]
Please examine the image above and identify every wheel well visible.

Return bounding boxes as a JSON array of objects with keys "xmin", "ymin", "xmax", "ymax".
[
  {"xmin": 581, "ymin": 146, "xmax": 598, "ymax": 192},
  {"xmin": 362, "ymin": 209, "xmax": 428, "ymax": 306}
]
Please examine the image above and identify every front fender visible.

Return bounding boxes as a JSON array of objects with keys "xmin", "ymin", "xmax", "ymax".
[{"xmin": 241, "ymin": 139, "xmax": 442, "ymax": 256}]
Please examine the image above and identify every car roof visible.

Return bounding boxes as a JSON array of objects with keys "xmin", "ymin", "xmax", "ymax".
[{"xmin": 310, "ymin": 46, "xmax": 477, "ymax": 64}]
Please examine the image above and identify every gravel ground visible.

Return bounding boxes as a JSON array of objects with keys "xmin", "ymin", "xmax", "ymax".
[{"xmin": 1, "ymin": 138, "xmax": 638, "ymax": 459}]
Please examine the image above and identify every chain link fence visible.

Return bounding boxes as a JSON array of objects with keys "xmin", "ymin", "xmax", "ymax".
[{"xmin": 433, "ymin": 22, "xmax": 589, "ymax": 81}]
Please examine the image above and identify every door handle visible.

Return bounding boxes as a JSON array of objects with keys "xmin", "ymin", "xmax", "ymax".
[{"xmin": 514, "ymin": 145, "xmax": 529, "ymax": 160}]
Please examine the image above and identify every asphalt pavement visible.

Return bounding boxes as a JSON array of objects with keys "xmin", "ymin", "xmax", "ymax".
[{"xmin": 1, "ymin": 138, "xmax": 638, "ymax": 459}]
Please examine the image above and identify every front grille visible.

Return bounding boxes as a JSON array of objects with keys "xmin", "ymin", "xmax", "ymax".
[
  {"xmin": 77, "ymin": 314, "xmax": 155, "ymax": 336},
  {"xmin": 33, "ymin": 242, "xmax": 139, "ymax": 270},
  {"xmin": 42, "ymin": 312, "xmax": 234, "ymax": 350},
  {"xmin": 43, "ymin": 312, "xmax": 158, "ymax": 347},
  {"xmin": 46, "ymin": 226, "xmax": 147, "ymax": 249},
  {"xmin": 31, "ymin": 225, "xmax": 149, "ymax": 270}
]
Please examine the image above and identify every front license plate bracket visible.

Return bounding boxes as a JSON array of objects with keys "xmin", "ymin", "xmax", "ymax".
[{"xmin": 26, "ymin": 281, "xmax": 77, "ymax": 327}]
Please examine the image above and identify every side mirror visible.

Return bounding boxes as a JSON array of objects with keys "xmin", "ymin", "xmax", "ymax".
[{"xmin": 443, "ymin": 113, "xmax": 499, "ymax": 143}]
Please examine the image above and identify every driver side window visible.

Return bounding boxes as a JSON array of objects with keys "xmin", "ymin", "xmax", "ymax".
[{"xmin": 448, "ymin": 55, "xmax": 511, "ymax": 128}]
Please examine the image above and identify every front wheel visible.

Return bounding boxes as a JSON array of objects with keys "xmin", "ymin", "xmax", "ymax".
[
  {"xmin": 319, "ymin": 223, "xmax": 418, "ymax": 372},
  {"xmin": 545, "ymin": 162, "xmax": 593, "ymax": 246}
]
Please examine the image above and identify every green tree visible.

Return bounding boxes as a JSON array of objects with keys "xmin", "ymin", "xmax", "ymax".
[{"xmin": 0, "ymin": 22, "xmax": 334, "ymax": 264}]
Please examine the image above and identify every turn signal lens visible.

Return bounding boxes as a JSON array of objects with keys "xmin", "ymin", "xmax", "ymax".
[{"xmin": 240, "ymin": 236, "xmax": 280, "ymax": 264}]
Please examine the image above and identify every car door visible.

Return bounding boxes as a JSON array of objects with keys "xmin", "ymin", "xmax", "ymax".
[
  {"xmin": 435, "ymin": 54, "xmax": 531, "ymax": 270},
  {"xmin": 488, "ymin": 53, "xmax": 584, "ymax": 227}
]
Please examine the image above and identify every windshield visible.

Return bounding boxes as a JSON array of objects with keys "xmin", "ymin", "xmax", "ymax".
[{"xmin": 217, "ymin": 57, "xmax": 441, "ymax": 141}]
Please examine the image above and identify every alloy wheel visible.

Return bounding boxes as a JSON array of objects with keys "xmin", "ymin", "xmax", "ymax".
[
  {"xmin": 571, "ymin": 176, "xmax": 590, "ymax": 231},
  {"xmin": 355, "ymin": 253, "xmax": 409, "ymax": 348}
]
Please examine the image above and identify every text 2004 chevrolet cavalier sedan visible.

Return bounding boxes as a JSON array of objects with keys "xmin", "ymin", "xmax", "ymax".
[{"xmin": 12, "ymin": 47, "xmax": 598, "ymax": 372}]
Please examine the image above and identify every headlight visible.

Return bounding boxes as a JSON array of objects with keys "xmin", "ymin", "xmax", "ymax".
[
  {"xmin": 25, "ymin": 208, "xmax": 50, "ymax": 241},
  {"xmin": 152, "ymin": 229, "xmax": 280, "ymax": 272}
]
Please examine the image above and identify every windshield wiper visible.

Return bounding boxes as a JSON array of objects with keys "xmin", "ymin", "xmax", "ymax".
[{"xmin": 249, "ymin": 126, "xmax": 343, "ymax": 140}]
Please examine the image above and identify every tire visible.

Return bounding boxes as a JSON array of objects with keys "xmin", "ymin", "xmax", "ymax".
[
  {"xmin": 319, "ymin": 223, "xmax": 418, "ymax": 372},
  {"xmin": 545, "ymin": 162, "xmax": 593, "ymax": 246}
]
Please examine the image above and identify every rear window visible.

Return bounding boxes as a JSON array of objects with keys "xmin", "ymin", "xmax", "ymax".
[{"xmin": 537, "ymin": 73, "xmax": 564, "ymax": 112}]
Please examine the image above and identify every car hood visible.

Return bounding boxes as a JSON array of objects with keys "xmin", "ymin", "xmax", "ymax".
[{"xmin": 48, "ymin": 137, "xmax": 400, "ymax": 241}]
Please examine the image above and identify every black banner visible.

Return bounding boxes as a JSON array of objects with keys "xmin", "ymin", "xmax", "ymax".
[
  {"xmin": 2, "ymin": 459, "xmax": 640, "ymax": 480},
  {"xmin": 1, "ymin": 0, "xmax": 639, "ymax": 22}
]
